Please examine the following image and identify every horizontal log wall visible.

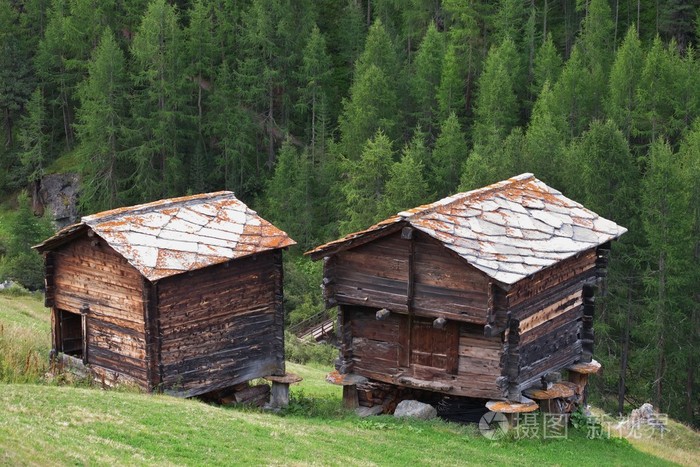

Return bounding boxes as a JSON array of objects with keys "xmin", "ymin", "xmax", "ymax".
[
  {"xmin": 504, "ymin": 248, "xmax": 598, "ymax": 394},
  {"xmin": 331, "ymin": 233, "xmax": 409, "ymax": 312},
  {"xmin": 52, "ymin": 235, "xmax": 148, "ymax": 386},
  {"xmin": 329, "ymin": 231, "xmax": 490, "ymax": 323},
  {"xmin": 457, "ymin": 324, "xmax": 504, "ymax": 399},
  {"xmin": 344, "ymin": 307, "xmax": 505, "ymax": 399},
  {"xmin": 413, "ymin": 233, "xmax": 490, "ymax": 323},
  {"xmin": 347, "ymin": 306, "xmax": 401, "ymax": 378},
  {"xmin": 157, "ymin": 250, "xmax": 284, "ymax": 397}
]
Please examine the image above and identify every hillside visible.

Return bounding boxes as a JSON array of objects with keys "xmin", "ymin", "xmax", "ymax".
[
  {"xmin": 1, "ymin": 294, "xmax": 699, "ymax": 465},
  {"xmin": 0, "ymin": 374, "xmax": 681, "ymax": 466}
]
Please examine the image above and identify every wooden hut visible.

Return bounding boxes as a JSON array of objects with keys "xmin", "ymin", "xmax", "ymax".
[
  {"xmin": 35, "ymin": 192, "xmax": 296, "ymax": 398},
  {"xmin": 306, "ymin": 174, "xmax": 626, "ymax": 407}
]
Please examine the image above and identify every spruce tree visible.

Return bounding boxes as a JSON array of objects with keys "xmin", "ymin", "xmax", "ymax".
[
  {"xmin": 471, "ymin": 38, "xmax": 520, "ymax": 148},
  {"xmin": 606, "ymin": 26, "xmax": 644, "ymax": 140},
  {"xmin": 129, "ymin": 0, "xmax": 188, "ymax": 201},
  {"xmin": 383, "ymin": 142, "xmax": 431, "ymax": 216},
  {"xmin": 18, "ymin": 88, "xmax": 48, "ymax": 186},
  {"xmin": 431, "ymin": 112, "xmax": 467, "ymax": 198},
  {"xmin": 410, "ymin": 22, "xmax": 445, "ymax": 139},
  {"xmin": 75, "ymin": 28, "xmax": 128, "ymax": 212},
  {"xmin": 341, "ymin": 129, "xmax": 394, "ymax": 233}
]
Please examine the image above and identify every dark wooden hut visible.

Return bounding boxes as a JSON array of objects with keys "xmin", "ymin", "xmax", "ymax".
[
  {"xmin": 35, "ymin": 192, "xmax": 295, "ymax": 398},
  {"xmin": 306, "ymin": 174, "xmax": 625, "ymax": 407}
]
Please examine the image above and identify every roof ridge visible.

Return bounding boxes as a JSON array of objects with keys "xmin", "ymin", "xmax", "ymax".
[
  {"xmin": 398, "ymin": 173, "xmax": 535, "ymax": 221},
  {"xmin": 82, "ymin": 191, "xmax": 235, "ymax": 224}
]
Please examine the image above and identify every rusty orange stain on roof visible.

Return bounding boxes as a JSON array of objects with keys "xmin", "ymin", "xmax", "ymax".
[
  {"xmin": 35, "ymin": 191, "xmax": 296, "ymax": 281},
  {"xmin": 306, "ymin": 173, "xmax": 626, "ymax": 286}
]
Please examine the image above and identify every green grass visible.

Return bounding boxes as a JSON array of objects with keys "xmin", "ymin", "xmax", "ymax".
[
  {"xmin": 0, "ymin": 384, "xmax": 675, "ymax": 466},
  {"xmin": 0, "ymin": 293, "xmax": 51, "ymax": 383},
  {"xmin": 45, "ymin": 149, "xmax": 81, "ymax": 174},
  {"xmin": 0, "ymin": 294, "xmax": 696, "ymax": 466}
]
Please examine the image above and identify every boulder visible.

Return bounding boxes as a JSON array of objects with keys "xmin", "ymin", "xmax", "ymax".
[
  {"xmin": 393, "ymin": 400, "xmax": 437, "ymax": 420},
  {"xmin": 38, "ymin": 173, "xmax": 80, "ymax": 228}
]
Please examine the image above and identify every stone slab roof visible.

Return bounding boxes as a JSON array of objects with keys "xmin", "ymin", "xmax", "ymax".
[
  {"xmin": 306, "ymin": 174, "xmax": 626, "ymax": 285},
  {"xmin": 35, "ymin": 192, "xmax": 296, "ymax": 281}
]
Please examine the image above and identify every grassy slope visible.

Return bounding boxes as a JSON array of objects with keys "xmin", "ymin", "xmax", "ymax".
[
  {"xmin": 0, "ymin": 295, "xmax": 696, "ymax": 466},
  {"xmin": 0, "ymin": 382, "xmax": 674, "ymax": 467}
]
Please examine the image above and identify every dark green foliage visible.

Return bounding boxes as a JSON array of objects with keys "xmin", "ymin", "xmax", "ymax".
[
  {"xmin": 0, "ymin": 192, "xmax": 53, "ymax": 290},
  {"xmin": 340, "ymin": 129, "xmax": 394, "ymax": 234},
  {"xmin": 18, "ymin": 89, "xmax": 49, "ymax": 185},
  {"xmin": 128, "ymin": 0, "xmax": 188, "ymax": 202},
  {"xmin": 75, "ymin": 28, "xmax": 128, "ymax": 213},
  {"xmin": 432, "ymin": 112, "xmax": 467, "ymax": 197},
  {"xmin": 383, "ymin": 133, "xmax": 432, "ymax": 215}
]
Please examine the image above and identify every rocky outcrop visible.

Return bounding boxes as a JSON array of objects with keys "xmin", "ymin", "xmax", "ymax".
[{"xmin": 38, "ymin": 173, "xmax": 79, "ymax": 228}]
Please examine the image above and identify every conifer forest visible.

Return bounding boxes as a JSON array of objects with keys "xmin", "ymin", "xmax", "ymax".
[{"xmin": 0, "ymin": 0, "xmax": 699, "ymax": 426}]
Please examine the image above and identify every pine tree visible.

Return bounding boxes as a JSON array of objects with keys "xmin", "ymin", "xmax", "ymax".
[
  {"xmin": 0, "ymin": 191, "xmax": 53, "ymax": 290},
  {"xmin": 493, "ymin": 0, "xmax": 527, "ymax": 43},
  {"xmin": 431, "ymin": 112, "xmax": 467, "ymax": 197},
  {"xmin": 532, "ymin": 33, "xmax": 562, "ymax": 97},
  {"xmin": 437, "ymin": 42, "xmax": 466, "ymax": 122},
  {"xmin": 265, "ymin": 138, "xmax": 315, "ymax": 249},
  {"xmin": 129, "ymin": 0, "xmax": 188, "ymax": 202},
  {"xmin": 341, "ymin": 129, "xmax": 394, "ymax": 233},
  {"xmin": 564, "ymin": 120, "xmax": 638, "ymax": 223},
  {"xmin": 606, "ymin": 26, "xmax": 644, "ymax": 140},
  {"xmin": 471, "ymin": 38, "xmax": 521, "ymax": 148},
  {"xmin": 410, "ymin": 22, "xmax": 445, "ymax": 139},
  {"xmin": 0, "ymin": 0, "xmax": 34, "ymax": 148},
  {"xmin": 640, "ymin": 138, "xmax": 692, "ymax": 411},
  {"xmin": 18, "ymin": 88, "xmax": 48, "ymax": 186},
  {"xmin": 337, "ymin": 60, "xmax": 398, "ymax": 160},
  {"xmin": 35, "ymin": 0, "xmax": 75, "ymax": 149},
  {"xmin": 550, "ymin": 46, "xmax": 597, "ymax": 139},
  {"xmin": 634, "ymin": 36, "xmax": 682, "ymax": 146},
  {"xmin": 75, "ymin": 28, "xmax": 128, "ymax": 212},
  {"xmin": 207, "ymin": 62, "xmax": 258, "ymax": 197},
  {"xmin": 523, "ymin": 81, "xmax": 568, "ymax": 188},
  {"xmin": 676, "ymin": 122, "xmax": 700, "ymax": 422},
  {"xmin": 383, "ymin": 142, "xmax": 431, "ymax": 215},
  {"xmin": 297, "ymin": 25, "xmax": 332, "ymax": 162},
  {"xmin": 184, "ymin": 0, "xmax": 217, "ymax": 141}
]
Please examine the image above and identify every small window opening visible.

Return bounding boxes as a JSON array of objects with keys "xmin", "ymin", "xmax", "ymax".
[{"xmin": 58, "ymin": 309, "xmax": 83, "ymax": 358}]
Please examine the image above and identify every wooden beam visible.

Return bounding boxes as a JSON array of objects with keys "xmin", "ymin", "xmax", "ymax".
[{"xmin": 80, "ymin": 304, "xmax": 89, "ymax": 365}]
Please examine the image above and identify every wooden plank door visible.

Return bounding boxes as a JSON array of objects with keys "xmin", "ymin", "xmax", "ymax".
[{"xmin": 409, "ymin": 318, "xmax": 459, "ymax": 374}]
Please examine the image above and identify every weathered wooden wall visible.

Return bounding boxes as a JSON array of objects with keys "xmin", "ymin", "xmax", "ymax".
[
  {"xmin": 327, "ymin": 230, "xmax": 490, "ymax": 324},
  {"xmin": 503, "ymin": 249, "xmax": 598, "ymax": 395},
  {"xmin": 157, "ymin": 250, "xmax": 285, "ymax": 397},
  {"xmin": 340, "ymin": 306, "xmax": 505, "ymax": 400},
  {"xmin": 51, "ymin": 234, "xmax": 148, "ymax": 386}
]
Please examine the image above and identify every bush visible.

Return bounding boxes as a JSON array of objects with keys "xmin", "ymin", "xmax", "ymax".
[
  {"xmin": 285, "ymin": 331, "xmax": 337, "ymax": 366},
  {"xmin": 0, "ymin": 191, "xmax": 54, "ymax": 290}
]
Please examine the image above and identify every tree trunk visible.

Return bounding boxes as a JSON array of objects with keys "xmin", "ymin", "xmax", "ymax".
[
  {"xmin": 654, "ymin": 251, "xmax": 666, "ymax": 409},
  {"xmin": 3, "ymin": 108, "xmax": 12, "ymax": 148},
  {"xmin": 618, "ymin": 284, "xmax": 632, "ymax": 414},
  {"xmin": 543, "ymin": 0, "xmax": 548, "ymax": 41}
]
